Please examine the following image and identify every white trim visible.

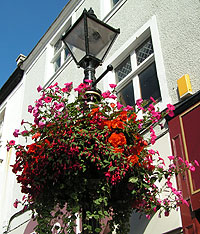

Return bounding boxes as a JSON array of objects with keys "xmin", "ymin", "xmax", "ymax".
[
  {"xmin": 101, "ymin": 0, "xmax": 127, "ymax": 22},
  {"xmin": 103, "ymin": 15, "xmax": 171, "ymax": 110}
]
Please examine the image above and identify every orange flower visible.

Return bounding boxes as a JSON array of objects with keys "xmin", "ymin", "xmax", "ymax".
[
  {"xmin": 108, "ymin": 132, "xmax": 127, "ymax": 148},
  {"xmin": 127, "ymin": 155, "xmax": 139, "ymax": 165},
  {"xmin": 111, "ymin": 119, "xmax": 125, "ymax": 129},
  {"xmin": 110, "ymin": 103, "xmax": 116, "ymax": 108},
  {"xmin": 128, "ymin": 113, "xmax": 137, "ymax": 121},
  {"xmin": 113, "ymin": 147, "xmax": 124, "ymax": 153},
  {"xmin": 32, "ymin": 132, "xmax": 41, "ymax": 140},
  {"xmin": 104, "ymin": 120, "xmax": 112, "ymax": 130},
  {"xmin": 118, "ymin": 111, "xmax": 128, "ymax": 121},
  {"xmin": 91, "ymin": 107, "xmax": 99, "ymax": 115}
]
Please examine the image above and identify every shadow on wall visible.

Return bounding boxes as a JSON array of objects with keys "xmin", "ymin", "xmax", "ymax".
[{"xmin": 129, "ymin": 212, "xmax": 151, "ymax": 234}]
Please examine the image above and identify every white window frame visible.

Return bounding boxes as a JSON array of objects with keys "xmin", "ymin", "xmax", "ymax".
[
  {"xmin": 51, "ymin": 39, "xmax": 71, "ymax": 73},
  {"xmin": 49, "ymin": 17, "xmax": 72, "ymax": 75},
  {"xmin": 103, "ymin": 15, "xmax": 171, "ymax": 111},
  {"xmin": 0, "ymin": 109, "xmax": 5, "ymax": 146},
  {"xmin": 100, "ymin": 0, "xmax": 127, "ymax": 21}
]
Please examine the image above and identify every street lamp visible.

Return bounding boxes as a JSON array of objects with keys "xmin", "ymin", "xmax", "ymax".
[
  {"xmin": 62, "ymin": 8, "xmax": 120, "ymax": 100},
  {"xmin": 62, "ymin": 8, "xmax": 120, "ymax": 232}
]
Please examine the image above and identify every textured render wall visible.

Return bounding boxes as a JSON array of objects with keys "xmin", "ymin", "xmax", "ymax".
[
  {"xmin": 76, "ymin": 0, "xmax": 101, "ymax": 19},
  {"xmin": 104, "ymin": 0, "xmax": 200, "ymax": 103},
  {"xmin": 21, "ymin": 49, "xmax": 47, "ymax": 122},
  {"xmin": 0, "ymin": 83, "xmax": 26, "ymax": 234}
]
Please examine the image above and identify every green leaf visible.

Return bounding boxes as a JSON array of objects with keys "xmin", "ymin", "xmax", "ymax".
[
  {"xmin": 104, "ymin": 211, "xmax": 109, "ymax": 216},
  {"xmin": 95, "ymin": 228, "xmax": 102, "ymax": 233},
  {"xmin": 143, "ymin": 183, "xmax": 150, "ymax": 189},
  {"xmin": 109, "ymin": 166, "xmax": 117, "ymax": 172},
  {"xmin": 128, "ymin": 177, "xmax": 138, "ymax": 183}
]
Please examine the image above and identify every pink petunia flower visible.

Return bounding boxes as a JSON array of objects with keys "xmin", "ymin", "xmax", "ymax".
[
  {"xmin": 102, "ymin": 91, "xmax": 111, "ymax": 98},
  {"xmin": 194, "ymin": 160, "xmax": 199, "ymax": 166},
  {"xmin": 28, "ymin": 105, "xmax": 33, "ymax": 113},
  {"xmin": 116, "ymin": 102, "xmax": 123, "ymax": 110},
  {"xmin": 150, "ymin": 96, "xmax": 156, "ymax": 103},
  {"xmin": 168, "ymin": 155, "xmax": 175, "ymax": 160},
  {"xmin": 13, "ymin": 129, "xmax": 20, "ymax": 137},
  {"xmin": 9, "ymin": 140, "xmax": 15, "ymax": 145},
  {"xmin": 84, "ymin": 79, "xmax": 93, "ymax": 83},
  {"xmin": 44, "ymin": 97, "xmax": 52, "ymax": 103},
  {"xmin": 13, "ymin": 199, "xmax": 19, "ymax": 208},
  {"xmin": 37, "ymin": 85, "xmax": 43, "ymax": 92},
  {"xmin": 189, "ymin": 165, "xmax": 195, "ymax": 172},
  {"xmin": 109, "ymin": 84, "xmax": 117, "ymax": 89},
  {"xmin": 167, "ymin": 104, "xmax": 175, "ymax": 117},
  {"xmin": 123, "ymin": 105, "xmax": 134, "ymax": 111},
  {"xmin": 109, "ymin": 94, "xmax": 117, "ymax": 100},
  {"xmin": 148, "ymin": 149, "xmax": 155, "ymax": 154}
]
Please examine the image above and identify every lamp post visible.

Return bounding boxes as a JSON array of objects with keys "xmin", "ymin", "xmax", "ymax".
[
  {"xmin": 62, "ymin": 8, "xmax": 120, "ymax": 102},
  {"xmin": 62, "ymin": 8, "xmax": 120, "ymax": 232}
]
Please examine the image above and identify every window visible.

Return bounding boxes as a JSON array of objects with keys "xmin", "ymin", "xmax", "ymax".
[
  {"xmin": 52, "ymin": 35, "xmax": 71, "ymax": 73},
  {"xmin": 115, "ymin": 36, "xmax": 161, "ymax": 106},
  {"xmin": 112, "ymin": 0, "xmax": 121, "ymax": 7},
  {"xmin": 0, "ymin": 110, "xmax": 5, "ymax": 146}
]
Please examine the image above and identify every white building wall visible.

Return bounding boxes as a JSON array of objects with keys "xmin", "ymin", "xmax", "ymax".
[
  {"xmin": 1, "ymin": 0, "xmax": 200, "ymax": 233},
  {"xmin": 0, "ymin": 81, "xmax": 26, "ymax": 234},
  {"xmin": 102, "ymin": 0, "xmax": 200, "ymax": 103}
]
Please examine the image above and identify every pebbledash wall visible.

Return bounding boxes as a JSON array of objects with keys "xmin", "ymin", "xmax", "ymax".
[{"xmin": 0, "ymin": 0, "xmax": 199, "ymax": 233}]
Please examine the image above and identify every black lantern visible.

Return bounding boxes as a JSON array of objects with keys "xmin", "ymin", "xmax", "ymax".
[{"xmin": 62, "ymin": 8, "xmax": 120, "ymax": 87}]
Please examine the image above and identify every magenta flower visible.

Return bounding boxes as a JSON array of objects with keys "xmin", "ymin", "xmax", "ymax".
[
  {"xmin": 74, "ymin": 83, "xmax": 90, "ymax": 93},
  {"xmin": 116, "ymin": 102, "xmax": 123, "ymax": 110},
  {"xmin": 44, "ymin": 97, "xmax": 52, "ymax": 103},
  {"xmin": 189, "ymin": 165, "xmax": 195, "ymax": 172},
  {"xmin": 178, "ymin": 157, "xmax": 184, "ymax": 163},
  {"xmin": 37, "ymin": 85, "xmax": 43, "ymax": 92},
  {"xmin": 38, "ymin": 122, "xmax": 45, "ymax": 128},
  {"xmin": 150, "ymin": 126, "xmax": 156, "ymax": 145},
  {"xmin": 84, "ymin": 79, "xmax": 92, "ymax": 83},
  {"xmin": 150, "ymin": 96, "xmax": 156, "ymax": 103},
  {"xmin": 167, "ymin": 104, "xmax": 175, "ymax": 111},
  {"xmin": 123, "ymin": 105, "xmax": 134, "ymax": 111},
  {"xmin": 109, "ymin": 94, "xmax": 117, "ymax": 100},
  {"xmin": 13, "ymin": 199, "xmax": 19, "ymax": 208},
  {"xmin": 61, "ymin": 88, "xmax": 69, "ymax": 93},
  {"xmin": 21, "ymin": 130, "xmax": 28, "ymax": 136},
  {"xmin": 13, "ymin": 129, "xmax": 20, "ymax": 137},
  {"xmin": 28, "ymin": 105, "xmax": 33, "ymax": 113},
  {"xmin": 138, "ymin": 123, "xmax": 143, "ymax": 129},
  {"xmin": 148, "ymin": 104, "xmax": 155, "ymax": 112},
  {"xmin": 102, "ymin": 91, "xmax": 111, "ymax": 98},
  {"xmin": 194, "ymin": 160, "xmax": 199, "ymax": 166},
  {"xmin": 148, "ymin": 149, "xmax": 155, "ymax": 154},
  {"xmin": 136, "ymin": 98, "xmax": 143, "ymax": 106},
  {"xmin": 109, "ymin": 84, "xmax": 117, "ymax": 89},
  {"xmin": 183, "ymin": 199, "xmax": 189, "ymax": 207},
  {"xmin": 168, "ymin": 155, "xmax": 175, "ymax": 160},
  {"xmin": 9, "ymin": 140, "xmax": 15, "ymax": 145},
  {"xmin": 167, "ymin": 104, "xmax": 175, "ymax": 117},
  {"xmin": 64, "ymin": 82, "xmax": 73, "ymax": 91},
  {"xmin": 136, "ymin": 98, "xmax": 144, "ymax": 110},
  {"xmin": 48, "ymin": 82, "xmax": 58, "ymax": 89}
]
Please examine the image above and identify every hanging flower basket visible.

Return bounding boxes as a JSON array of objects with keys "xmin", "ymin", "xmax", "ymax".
[{"xmin": 8, "ymin": 81, "xmax": 198, "ymax": 234}]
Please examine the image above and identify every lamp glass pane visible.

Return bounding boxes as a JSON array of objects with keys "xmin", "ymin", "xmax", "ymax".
[
  {"xmin": 87, "ymin": 17, "xmax": 117, "ymax": 61},
  {"xmin": 63, "ymin": 18, "xmax": 86, "ymax": 63}
]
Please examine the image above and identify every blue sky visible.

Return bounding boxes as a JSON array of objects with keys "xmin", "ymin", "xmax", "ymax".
[{"xmin": 0, "ymin": 0, "xmax": 69, "ymax": 88}]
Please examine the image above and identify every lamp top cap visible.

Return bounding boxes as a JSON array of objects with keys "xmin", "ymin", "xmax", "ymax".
[{"xmin": 84, "ymin": 8, "xmax": 97, "ymax": 18}]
